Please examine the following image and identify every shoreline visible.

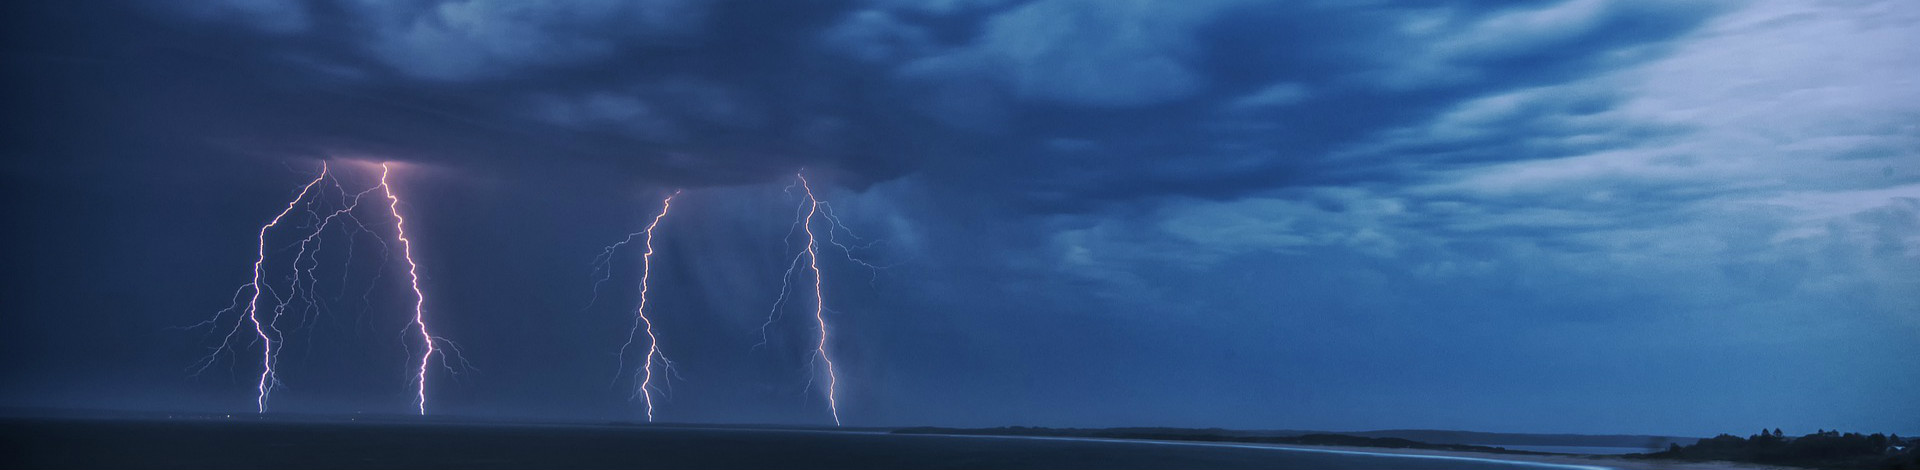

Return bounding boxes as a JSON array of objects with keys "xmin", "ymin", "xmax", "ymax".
[
  {"xmin": 1179, "ymin": 440, "xmax": 1798, "ymax": 470},
  {"xmin": 896, "ymin": 431, "xmax": 1797, "ymax": 470}
]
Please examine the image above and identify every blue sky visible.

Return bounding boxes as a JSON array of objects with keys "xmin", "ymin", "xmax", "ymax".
[{"xmin": 1, "ymin": 0, "xmax": 1915, "ymax": 437}]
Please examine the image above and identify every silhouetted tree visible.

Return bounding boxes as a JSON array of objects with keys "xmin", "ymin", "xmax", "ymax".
[{"xmin": 1651, "ymin": 428, "xmax": 1915, "ymax": 469}]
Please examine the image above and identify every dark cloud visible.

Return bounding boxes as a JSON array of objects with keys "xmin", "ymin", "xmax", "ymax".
[
  {"xmin": 14, "ymin": 0, "xmax": 1715, "ymax": 202},
  {"xmin": 8, "ymin": 1, "xmax": 926, "ymax": 189}
]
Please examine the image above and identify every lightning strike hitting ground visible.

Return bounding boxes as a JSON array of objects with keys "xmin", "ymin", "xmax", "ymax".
[
  {"xmin": 379, "ymin": 163, "xmax": 441, "ymax": 415},
  {"xmin": 188, "ymin": 161, "xmax": 464, "ymax": 415},
  {"xmin": 591, "ymin": 191, "xmax": 682, "ymax": 421},
  {"xmin": 800, "ymin": 177, "xmax": 841, "ymax": 426},
  {"xmin": 757, "ymin": 172, "xmax": 888, "ymax": 427},
  {"xmin": 196, "ymin": 164, "xmax": 331, "ymax": 412}
]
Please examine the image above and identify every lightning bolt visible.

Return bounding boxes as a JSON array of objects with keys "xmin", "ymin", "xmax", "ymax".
[
  {"xmin": 757, "ymin": 172, "xmax": 856, "ymax": 426},
  {"xmin": 283, "ymin": 177, "xmax": 382, "ymax": 336},
  {"xmin": 188, "ymin": 161, "xmax": 465, "ymax": 415},
  {"xmin": 187, "ymin": 163, "xmax": 329, "ymax": 412},
  {"xmin": 817, "ymin": 202, "xmax": 890, "ymax": 283},
  {"xmin": 755, "ymin": 182, "xmax": 812, "ymax": 351},
  {"xmin": 595, "ymin": 191, "xmax": 682, "ymax": 421},
  {"xmin": 800, "ymin": 176, "xmax": 842, "ymax": 426},
  {"xmin": 378, "ymin": 162, "xmax": 445, "ymax": 416}
]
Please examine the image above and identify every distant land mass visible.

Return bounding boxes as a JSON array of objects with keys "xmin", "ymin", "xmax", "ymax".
[
  {"xmin": 1640, "ymin": 429, "xmax": 1917, "ymax": 470},
  {"xmin": 893, "ymin": 426, "xmax": 1696, "ymax": 452},
  {"xmin": 895, "ymin": 426, "xmax": 1918, "ymax": 470},
  {"xmin": 6, "ymin": 408, "xmax": 1913, "ymax": 469},
  {"xmin": 1344, "ymin": 429, "xmax": 1697, "ymax": 449}
]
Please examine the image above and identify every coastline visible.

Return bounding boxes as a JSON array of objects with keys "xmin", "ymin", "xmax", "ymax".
[{"xmin": 1239, "ymin": 442, "xmax": 1800, "ymax": 470}]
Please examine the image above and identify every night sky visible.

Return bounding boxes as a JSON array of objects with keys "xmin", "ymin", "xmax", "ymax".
[{"xmin": 2, "ymin": 0, "xmax": 1915, "ymax": 438}]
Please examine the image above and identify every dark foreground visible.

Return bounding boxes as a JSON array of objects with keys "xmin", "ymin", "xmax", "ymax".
[{"xmin": 0, "ymin": 418, "xmax": 1613, "ymax": 470}]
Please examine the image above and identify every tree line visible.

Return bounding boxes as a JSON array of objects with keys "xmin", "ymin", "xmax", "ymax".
[{"xmin": 1644, "ymin": 428, "xmax": 1916, "ymax": 470}]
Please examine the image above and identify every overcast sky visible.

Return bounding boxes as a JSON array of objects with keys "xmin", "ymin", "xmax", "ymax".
[{"xmin": 2, "ymin": 0, "xmax": 1915, "ymax": 437}]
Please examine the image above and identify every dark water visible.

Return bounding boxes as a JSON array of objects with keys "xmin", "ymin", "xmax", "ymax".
[
  {"xmin": 1479, "ymin": 445, "xmax": 1648, "ymax": 455},
  {"xmin": 0, "ymin": 418, "xmax": 1613, "ymax": 469}
]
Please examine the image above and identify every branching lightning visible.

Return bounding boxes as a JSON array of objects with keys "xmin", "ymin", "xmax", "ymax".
[
  {"xmin": 817, "ymin": 202, "xmax": 891, "ymax": 284},
  {"xmin": 593, "ymin": 191, "xmax": 683, "ymax": 421},
  {"xmin": 188, "ymin": 164, "xmax": 330, "ymax": 412},
  {"xmin": 285, "ymin": 178, "xmax": 382, "ymax": 334},
  {"xmin": 755, "ymin": 186, "xmax": 813, "ymax": 351},
  {"xmin": 799, "ymin": 176, "xmax": 841, "ymax": 426},
  {"xmin": 378, "ymin": 163, "xmax": 452, "ymax": 415},
  {"xmin": 188, "ymin": 161, "xmax": 462, "ymax": 415},
  {"xmin": 193, "ymin": 163, "xmax": 884, "ymax": 422},
  {"xmin": 756, "ymin": 172, "xmax": 885, "ymax": 426}
]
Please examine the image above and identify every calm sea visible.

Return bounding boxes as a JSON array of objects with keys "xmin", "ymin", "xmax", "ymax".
[{"xmin": 1482, "ymin": 444, "xmax": 1652, "ymax": 455}]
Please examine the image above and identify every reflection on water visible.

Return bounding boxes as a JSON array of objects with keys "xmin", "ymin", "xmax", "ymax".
[{"xmin": 1481, "ymin": 445, "xmax": 1648, "ymax": 455}]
